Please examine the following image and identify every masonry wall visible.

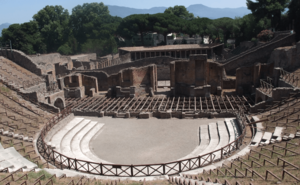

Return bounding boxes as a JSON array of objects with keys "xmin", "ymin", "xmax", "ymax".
[
  {"xmin": 72, "ymin": 53, "xmax": 97, "ymax": 62},
  {"xmin": 74, "ymin": 57, "xmax": 182, "ymax": 81},
  {"xmin": 171, "ymin": 55, "xmax": 224, "ymax": 96},
  {"xmin": 0, "ymin": 49, "xmax": 42, "ymax": 75},
  {"xmin": 223, "ymin": 33, "xmax": 295, "ymax": 75},
  {"xmin": 82, "ymin": 74, "xmax": 98, "ymax": 95},
  {"xmin": 29, "ymin": 53, "xmax": 73, "ymax": 77}
]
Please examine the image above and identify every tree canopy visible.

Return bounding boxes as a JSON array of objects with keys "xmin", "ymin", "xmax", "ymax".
[
  {"xmin": 2, "ymin": 1, "xmax": 297, "ymax": 55},
  {"xmin": 246, "ymin": 0, "xmax": 290, "ymax": 29},
  {"xmin": 33, "ymin": 5, "xmax": 70, "ymax": 53},
  {"xmin": 164, "ymin": 5, "xmax": 194, "ymax": 20},
  {"xmin": 288, "ymin": 0, "xmax": 300, "ymax": 41}
]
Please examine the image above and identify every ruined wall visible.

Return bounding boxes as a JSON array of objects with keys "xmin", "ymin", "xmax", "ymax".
[
  {"xmin": 236, "ymin": 62, "xmax": 274, "ymax": 95},
  {"xmin": 206, "ymin": 62, "xmax": 223, "ymax": 93},
  {"xmin": 223, "ymin": 78, "xmax": 236, "ymax": 89},
  {"xmin": 0, "ymin": 49, "xmax": 42, "ymax": 75},
  {"xmin": 223, "ymin": 33, "xmax": 295, "ymax": 75},
  {"xmin": 269, "ymin": 46, "xmax": 298, "ymax": 70},
  {"xmin": 74, "ymin": 57, "xmax": 182, "ymax": 80},
  {"xmin": 71, "ymin": 53, "xmax": 97, "ymax": 62},
  {"xmin": 171, "ymin": 55, "xmax": 224, "ymax": 96},
  {"xmin": 103, "ymin": 65, "xmax": 157, "ymax": 97},
  {"xmin": 82, "ymin": 74, "xmax": 98, "ymax": 95},
  {"xmin": 236, "ymin": 65, "xmax": 254, "ymax": 95},
  {"xmin": 30, "ymin": 53, "xmax": 74, "ymax": 77}
]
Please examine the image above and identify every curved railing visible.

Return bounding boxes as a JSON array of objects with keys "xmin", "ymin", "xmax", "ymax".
[{"xmin": 37, "ymin": 108, "xmax": 247, "ymax": 177}]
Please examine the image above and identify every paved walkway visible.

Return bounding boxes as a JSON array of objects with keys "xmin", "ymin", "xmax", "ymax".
[{"xmin": 86, "ymin": 117, "xmax": 225, "ymax": 165}]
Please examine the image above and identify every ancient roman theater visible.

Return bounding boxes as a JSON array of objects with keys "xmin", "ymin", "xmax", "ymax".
[{"xmin": 1, "ymin": 31, "xmax": 300, "ymax": 184}]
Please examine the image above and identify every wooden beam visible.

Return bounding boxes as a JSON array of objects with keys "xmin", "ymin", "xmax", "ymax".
[{"xmin": 226, "ymin": 95, "xmax": 234, "ymax": 110}]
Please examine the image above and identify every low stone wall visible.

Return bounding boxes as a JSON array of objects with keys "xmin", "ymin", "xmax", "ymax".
[
  {"xmin": 0, "ymin": 49, "xmax": 42, "ymax": 75},
  {"xmin": 73, "ymin": 109, "xmax": 237, "ymax": 119}
]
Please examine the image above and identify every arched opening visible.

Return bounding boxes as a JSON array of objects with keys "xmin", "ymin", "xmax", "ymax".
[{"xmin": 54, "ymin": 98, "xmax": 64, "ymax": 111}]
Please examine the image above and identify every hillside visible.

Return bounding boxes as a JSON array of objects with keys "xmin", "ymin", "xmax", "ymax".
[{"xmin": 107, "ymin": 4, "xmax": 251, "ymax": 19}]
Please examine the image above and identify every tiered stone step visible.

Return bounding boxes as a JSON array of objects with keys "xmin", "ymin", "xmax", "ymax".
[
  {"xmin": 50, "ymin": 117, "xmax": 84, "ymax": 150},
  {"xmin": 0, "ymin": 145, "xmax": 37, "ymax": 172},
  {"xmin": 71, "ymin": 121, "xmax": 98, "ymax": 161},
  {"xmin": 60, "ymin": 119, "xmax": 92, "ymax": 157},
  {"xmin": 250, "ymin": 116, "xmax": 264, "ymax": 146},
  {"xmin": 179, "ymin": 119, "xmax": 238, "ymax": 160},
  {"xmin": 259, "ymin": 132, "xmax": 273, "ymax": 146},
  {"xmin": 80, "ymin": 123, "xmax": 110, "ymax": 163},
  {"xmin": 171, "ymin": 174, "xmax": 221, "ymax": 185}
]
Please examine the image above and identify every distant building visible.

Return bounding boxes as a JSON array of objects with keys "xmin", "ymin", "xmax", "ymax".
[{"xmin": 130, "ymin": 32, "xmax": 202, "ymax": 46}]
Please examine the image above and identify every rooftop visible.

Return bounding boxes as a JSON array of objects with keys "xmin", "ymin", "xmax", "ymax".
[{"xmin": 119, "ymin": 44, "xmax": 223, "ymax": 52}]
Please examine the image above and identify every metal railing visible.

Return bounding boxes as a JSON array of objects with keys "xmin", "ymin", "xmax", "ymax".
[{"xmin": 36, "ymin": 107, "xmax": 247, "ymax": 177}]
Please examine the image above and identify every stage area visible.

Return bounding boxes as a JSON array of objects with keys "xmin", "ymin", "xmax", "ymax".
[{"xmin": 86, "ymin": 116, "xmax": 225, "ymax": 165}]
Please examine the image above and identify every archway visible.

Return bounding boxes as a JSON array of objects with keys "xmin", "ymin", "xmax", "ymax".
[{"xmin": 54, "ymin": 98, "xmax": 65, "ymax": 111}]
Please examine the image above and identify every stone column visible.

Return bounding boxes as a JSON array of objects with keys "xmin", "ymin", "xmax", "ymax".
[
  {"xmin": 193, "ymin": 55, "xmax": 207, "ymax": 86},
  {"xmin": 170, "ymin": 62, "xmax": 176, "ymax": 88},
  {"xmin": 149, "ymin": 65, "xmax": 157, "ymax": 91},
  {"xmin": 130, "ymin": 86, "xmax": 136, "ymax": 97}
]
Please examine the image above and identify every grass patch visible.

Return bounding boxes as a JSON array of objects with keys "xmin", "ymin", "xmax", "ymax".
[
  {"xmin": 0, "ymin": 86, "xmax": 10, "ymax": 94},
  {"xmin": 28, "ymin": 170, "xmax": 54, "ymax": 182}
]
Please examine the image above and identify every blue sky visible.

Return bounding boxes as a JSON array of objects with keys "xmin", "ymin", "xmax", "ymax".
[{"xmin": 0, "ymin": 0, "xmax": 248, "ymax": 24}]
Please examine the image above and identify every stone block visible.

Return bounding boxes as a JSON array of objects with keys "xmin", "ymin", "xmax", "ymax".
[
  {"xmin": 99, "ymin": 111, "xmax": 105, "ymax": 117},
  {"xmin": 160, "ymin": 111, "xmax": 172, "ymax": 119},
  {"xmin": 139, "ymin": 112, "xmax": 150, "ymax": 119}
]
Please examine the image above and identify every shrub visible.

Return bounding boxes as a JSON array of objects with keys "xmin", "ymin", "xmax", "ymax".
[{"xmin": 257, "ymin": 30, "xmax": 274, "ymax": 42}]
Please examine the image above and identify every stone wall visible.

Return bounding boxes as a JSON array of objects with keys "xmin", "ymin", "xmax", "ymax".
[
  {"xmin": 57, "ymin": 73, "xmax": 98, "ymax": 97},
  {"xmin": 74, "ymin": 57, "xmax": 183, "ymax": 81},
  {"xmin": 0, "ymin": 49, "xmax": 42, "ymax": 75},
  {"xmin": 236, "ymin": 62, "xmax": 274, "ymax": 95},
  {"xmin": 272, "ymin": 87, "xmax": 300, "ymax": 101},
  {"xmin": 269, "ymin": 46, "xmax": 298, "ymax": 70},
  {"xmin": 29, "ymin": 53, "xmax": 73, "ymax": 77},
  {"xmin": 71, "ymin": 53, "xmax": 96, "ymax": 62},
  {"xmin": 82, "ymin": 74, "xmax": 98, "ymax": 95},
  {"xmin": 223, "ymin": 78, "xmax": 236, "ymax": 89},
  {"xmin": 223, "ymin": 33, "xmax": 295, "ymax": 75},
  {"xmin": 170, "ymin": 54, "xmax": 224, "ymax": 96}
]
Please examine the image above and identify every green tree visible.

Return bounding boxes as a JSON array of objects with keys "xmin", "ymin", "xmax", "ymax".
[
  {"xmin": 117, "ymin": 14, "xmax": 150, "ymax": 46},
  {"xmin": 212, "ymin": 17, "xmax": 234, "ymax": 44},
  {"xmin": 288, "ymin": 0, "xmax": 300, "ymax": 41},
  {"xmin": 149, "ymin": 13, "xmax": 182, "ymax": 45},
  {"xmin": 33, "ymin": 5, "xmax": 70, "ymax": 53},
  {"xmin": 2, "ymin": 21, "xmax": 45, "ymax": 54},
  {"xmin": 70, "ymin": 2, "xmax": 121, "ymax": 55},
  {"xmin": 164, "ymin": 5, "xmax": 194, "ymax": 20},
  {"xmin": 70, "ymin": 3, "xmax": 110, "ymax": 43},
  {"xmin": 246, "ymin": 0, "xmax": 290, "ymax": 29}
]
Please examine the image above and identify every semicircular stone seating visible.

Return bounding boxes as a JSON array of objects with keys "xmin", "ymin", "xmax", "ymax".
[
  {"xmin": 47, "ymin": 117, "xmax": 109, "ymax": 166},
  {"xmin": 179, "ymin": 118, "xmax": 238, "ymax": 163},
  {"xmin": 0, "ymin": 143, "xmax": 37, "ymax": 172}
]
